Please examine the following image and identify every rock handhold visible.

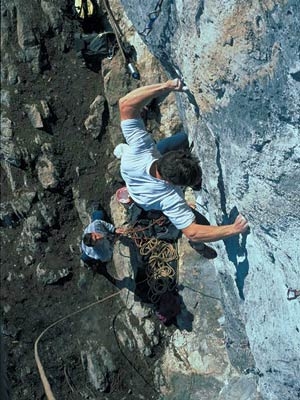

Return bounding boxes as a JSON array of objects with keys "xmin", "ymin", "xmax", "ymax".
[
  {"xmin": 25, "ymin": 103, "xmax": 44, "ymax": 129},
  {"xmin": 36, "ymin": 143, "xmax": 60, "ymax": 189},
  {"xmin": 25, "ymin": 100, "xmax": 53, "ymax": 129},
  {"xmin": 84, "ymin": 95, "xmax": 106, "ymax": 138},
  {"xmin": 0, "ymin": 115, "xmax": 22, "ymax": 167}
]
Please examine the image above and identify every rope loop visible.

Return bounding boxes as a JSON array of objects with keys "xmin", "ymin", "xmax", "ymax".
[{"xmin": 122, "ymin": 217, "xmax": 178, "ymax": 303}]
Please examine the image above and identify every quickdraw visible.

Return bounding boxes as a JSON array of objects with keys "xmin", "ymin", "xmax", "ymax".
[
  {"xmin": 140, "ymin": 0, "xmax": 164, "ymax": 37},
  {"xmin": 287, "ymin": 288, "xmax": 300, "ymax": 301}
]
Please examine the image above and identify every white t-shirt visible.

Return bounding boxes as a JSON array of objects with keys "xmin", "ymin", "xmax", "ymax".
[
  {"xmin": 81, "ymin": 220, "xmax": 115, "ymax": 262},
  {"xmin": 120, "ymin": 118, "xmax": 195, "ymax": 230}
]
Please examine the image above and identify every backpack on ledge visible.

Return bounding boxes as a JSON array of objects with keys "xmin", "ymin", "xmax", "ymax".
[{"xmin": 74, "ymin": 31, "xmax": 116, "ymax": 61}]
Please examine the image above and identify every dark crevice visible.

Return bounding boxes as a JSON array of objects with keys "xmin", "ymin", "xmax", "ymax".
[
  {"xmin": 98, "ymin": 99, "xmax": 110, "ymax": 140},
  {"xmin": 215, "ymin": 138, "xmax": 227, "ymax": 216},
  {"xmin": 195, "ymin": 0, "xmax": 204, "ymax": 38},
  {"xmin": 250, "ymin": 139, "xmax": 271, "ymax": 152},
  {"xmin": 290, "ymin": 70, "xmax": 300, "ymax": 82}
]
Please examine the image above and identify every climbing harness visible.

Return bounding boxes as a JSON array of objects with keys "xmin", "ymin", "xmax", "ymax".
[
  {"xmin": 140, "ymin": 0, "xmax": 164, "ymax": 38},
  {"xmin": 287, "ymin": 287, "xmax": 300, "ymax": 301},
  {"xmin": 102, "ymin": 0, "xmax": 140, "ymax": 79}
]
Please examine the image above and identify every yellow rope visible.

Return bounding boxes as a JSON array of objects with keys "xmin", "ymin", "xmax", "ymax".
[
  {"xmin": 147, "ymin": 248, "xmax": 178, "ymax": 300},
  {"xmin": 122, "ymin": 219, "xmax": 179, "ymax": 303},
  {"xmin": 34, "ymin": 290, "xmax": 122, "ymax": 400}
]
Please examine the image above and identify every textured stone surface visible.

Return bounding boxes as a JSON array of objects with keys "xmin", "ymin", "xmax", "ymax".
[
  {"xmin": 0, "ymin": 116, "xmax": 22, "ymax": 168},
  {"xmin": 119, "ymin": 1, "xmax": 300, "ymax": 399},
  {"xmin": 24, "ymin": 104, "xmax": 44, "ymax": 129},
  {"xmin": 1, "ymin": 0, "xmax": 299, "ymax": 398},
  {"xmin": 81, "ymin": 343, "xmax": 117, "ymax": 392},
  {"xmin": 84, "ymin": 94, "xmax": 106, "ymax": 138}
]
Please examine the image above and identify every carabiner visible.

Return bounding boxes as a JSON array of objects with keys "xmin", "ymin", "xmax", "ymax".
[{"xmin": 287, "ymin": 288, "xmax": 300, "ymax": 301}]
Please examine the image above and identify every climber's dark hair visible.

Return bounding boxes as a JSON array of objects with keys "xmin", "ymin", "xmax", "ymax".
[
  {"xmin": 157, "ymin": 149, "xmax": 202, "ymax": 186},
  {"xmin": 83, "ymin": 233, "xmax": 94, "ymax": 247}
]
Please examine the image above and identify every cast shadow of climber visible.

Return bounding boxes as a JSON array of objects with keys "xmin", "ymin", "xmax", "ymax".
[
  {"xmin": 174, "ymin": 299, "xmax": 194, "ymax": 332},
  {"xmin": 83, "ymin": 258, "xmax": 134, "ymax": 290},
  {"xmin": 223, "ymin": 206, "xmax": 250, "ymax": 300},
  {"xmin": 153, "ymin": 289, "xmax": 194, "ymax": 332},
  {"xmin": 116, "ymin": 235, "xmax": 150, "ymax": 300}
]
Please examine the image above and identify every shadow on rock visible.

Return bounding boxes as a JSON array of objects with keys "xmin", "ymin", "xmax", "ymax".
[
  {"xmin": 223, "ymin": 206, "xmax": 250, "ymax": 300},
  {"xmin": 119, "ymin": 235, "xmax": 193, "ymax": 330}
]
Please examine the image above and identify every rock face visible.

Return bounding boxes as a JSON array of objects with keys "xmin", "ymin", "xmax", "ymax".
[
  {"xmin": 119, "ymin": 0, "xmax": 300, "ymax": 399},
  {"xmin": 1, "ymin": 0, "xmax": 299, "ymax": 399}
]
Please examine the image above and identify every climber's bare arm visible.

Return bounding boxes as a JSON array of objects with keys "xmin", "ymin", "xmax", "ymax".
[
  {"xmin": 182, "ymin": 214, "xmax": 249, "ymax": 242},
  {"xmin": 119, "ymin": 79, "xmax": 183, "ymax": 120}
]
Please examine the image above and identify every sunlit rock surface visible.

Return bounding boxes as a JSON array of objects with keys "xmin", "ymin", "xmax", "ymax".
[
  {"xmin": 119, "ymin": 0, "xmax": 300, "ymax": 399},
  {"xmin": 1, "ymin": 0, "xmax": 299, "ymax": 398}
]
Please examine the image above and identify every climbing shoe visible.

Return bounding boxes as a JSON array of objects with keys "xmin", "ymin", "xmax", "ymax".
[{"xmin": 189, "ymin": 242, "xmax": 217, "ymax": 259}]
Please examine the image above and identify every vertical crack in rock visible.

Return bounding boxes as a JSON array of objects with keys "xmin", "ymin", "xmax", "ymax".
[
  {"xmin": 215, "ymin": 136, "xmax": 227, "ymax": 217},
  {"xmin": 195, "ymin": 0, "xmax": 204, "ymax": 37}
]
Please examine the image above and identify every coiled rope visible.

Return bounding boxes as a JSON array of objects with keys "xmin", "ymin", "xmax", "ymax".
[{"xmin": 122, "ymin": 216, "xmax": 178, "ymax": 303}]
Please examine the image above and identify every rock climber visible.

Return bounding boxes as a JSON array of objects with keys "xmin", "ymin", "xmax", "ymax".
[
  {"xmin": 118, "ymin": 78, "xmax": 249, "ymax": 258},
  {"xmin": 81, "ymin": 205, "xmax": 126, "ymax": 266}
]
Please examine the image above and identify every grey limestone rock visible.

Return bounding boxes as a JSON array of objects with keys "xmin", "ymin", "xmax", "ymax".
[
  {"xmin": 81, "ymin": 344, "xmax": 117, "ymax": 392},
  {"xmin": 24, "ymin": 104, "xmax": 44, "ymax": 129},
  {"xmin": 36, "ymin": 263, "xmax": 72, "ymax": 285},
  {"xmin": 218, "ymin": 375, "xmax": 262, "ymax": 400},
  {"xmin": 1, "ymin": 90, "xmax": 11, "ymax": 108},
  {"xmin": 0, "ymin": 115, "xmax": 22, "ymax": 168},
  {"xmin": 37, "ymin": 154, "xmax": 60, "ymax": 189},
  {"xmin": 0, "ymin": 191, "xmax": 36, "ymax": 227},
  {"xmin": 36, "ymin": 143, "xmax": 61, "ymax": 189},
  {"xmin": 119, "ymin": 0, "xmax": 300, "ymax": 399},
  {"xmin": 84, "ymin": 95, "xmax": 107, "ymax": 138}
]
